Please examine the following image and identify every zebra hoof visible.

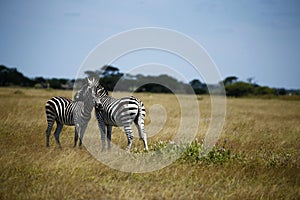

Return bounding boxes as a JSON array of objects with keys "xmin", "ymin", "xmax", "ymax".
[{"xmin": 143, "ymin": 149, "xmax": 149, "ymax": 152}]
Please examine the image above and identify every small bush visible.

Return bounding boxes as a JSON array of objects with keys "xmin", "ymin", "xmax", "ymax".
[
  {"xmin": 147, "ymin": 139, "xmax": 242, "ymax": 165},
  {"xmin": 179, "ymin": 139, "xmax": 242, "ymax": 164}
]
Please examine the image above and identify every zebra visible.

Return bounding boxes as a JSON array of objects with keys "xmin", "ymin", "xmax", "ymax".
[
  {"xmin": 94, "ymin": 83, "xmax": 148, "ymax": 151},
  {"xmin": 45, "ymin": 77, "xmax": 98, "ymax": 147}
]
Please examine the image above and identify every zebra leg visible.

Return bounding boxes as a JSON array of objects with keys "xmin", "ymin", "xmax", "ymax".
[
  {"xmin": 135, "ymin": 122, "xmax": 148, "ymax": 151},
  {"xmin": 134, "ymin": 112, "xmax": 148, "ymax": 151},
  {"xmin": 97, "ymin": 121, "xmax": 106, "ymax": 151},
  {"xmin": 54, "ymin": 123, "xmax": 63, "ymax": 147},
  {"xmin": 45, "ymin": 120, "xmax": 54, "ymax": 147},
  {"xmin": 79, "ymin": 124, "xmax": 88, "ymax": 148},
  {"xmin": 123, "ymin": 124, "xmax": 134, "ymax": 151},
  {"xmin": 74, "ymin": 126, "xmax": 79, "ymax": 147},
  {"xmin": 107, "ymin": 125, "xmax": 112, "ymax": 150}
]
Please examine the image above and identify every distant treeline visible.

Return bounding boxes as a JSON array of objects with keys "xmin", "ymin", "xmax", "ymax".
[
  {"xmin": 221, "ymin": 76, "xmax": 299, "ymax": 97},
  {"xmin": 0, "ymin": 65, "xmax": 74, "ymax": 90},
  {"xmin": 0, "ymin": 65, "xmax": 299, "ymax": 97}
]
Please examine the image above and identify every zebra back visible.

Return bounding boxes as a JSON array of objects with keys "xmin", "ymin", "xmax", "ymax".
[
  {"xmin": 45, "ymin": 96, "xmax": 74, "ymax": 125},
  {"xmin": 94, "ymin": 83, "xmax": 148, "ymax": 151},
  {"xmin": 94, "ymin": 84, "xmax": 146, "ymax": 126}
]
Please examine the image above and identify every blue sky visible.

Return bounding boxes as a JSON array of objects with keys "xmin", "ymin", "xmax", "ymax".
[{"xmin": 0, "ymin": 0, "xmax": 299, "ymax": 89}]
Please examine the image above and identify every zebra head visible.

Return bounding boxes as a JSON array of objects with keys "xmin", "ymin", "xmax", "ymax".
[
  {"xmin": 95, "ymin": 83, "xmax": 108, "ymax": 98},
  {"xmin": 94, "ymin": 83, "xmax": 108, "ymax": 110},
  {"xmin": 74, "ymin": 77, "xmax": 99, "ymax": 103}
]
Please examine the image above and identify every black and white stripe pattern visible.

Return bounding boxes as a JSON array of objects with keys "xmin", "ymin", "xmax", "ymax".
[
  {"xmin": 45, "ymin": 77, "xmax": 98, "ymax": 147},
  {"xmin": 94, "ymin": 84, "xmax": 148, "ymax": 151}
]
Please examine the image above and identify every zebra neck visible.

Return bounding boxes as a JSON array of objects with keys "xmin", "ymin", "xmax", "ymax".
[
  {"xmin": 99, "ymin": 95, "xmax": 111, "ymax": 101},
  {"xmin": 84, "ymin": 98, "xmax": 94, "ymax": 113}
]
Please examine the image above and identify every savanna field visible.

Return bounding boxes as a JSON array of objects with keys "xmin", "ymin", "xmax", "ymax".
[{"xmin": 0, "ymin": 87, "xmax": 299, "ymax": 199}]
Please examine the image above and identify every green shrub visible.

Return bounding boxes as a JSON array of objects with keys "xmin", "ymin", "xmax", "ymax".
[{"xmin": 147, "ymin": 139, "xmax": 242, "ymax": 165}]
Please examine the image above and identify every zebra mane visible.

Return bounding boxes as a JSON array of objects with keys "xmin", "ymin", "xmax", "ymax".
[{"xmin": 96, "ymin": 84, "xmax": 108, "ymax": 96}]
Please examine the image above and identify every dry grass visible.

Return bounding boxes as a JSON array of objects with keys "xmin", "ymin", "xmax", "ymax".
[{"xmin": 0, "ymin": 87, "xmax": 299, "ymax": 199}]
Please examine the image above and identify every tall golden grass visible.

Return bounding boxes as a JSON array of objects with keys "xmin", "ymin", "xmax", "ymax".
[{"xmin": 0, "ymin": 87, "xmax": 299, "ymax": 199}]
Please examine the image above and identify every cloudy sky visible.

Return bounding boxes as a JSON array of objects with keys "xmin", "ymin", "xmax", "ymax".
[{"xmin": 0, "ymin": 0, "xmax": 299, "ymax": 88}]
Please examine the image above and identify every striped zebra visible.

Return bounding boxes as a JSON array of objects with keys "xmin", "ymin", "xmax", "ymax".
[
  {"xmin": 94, "ymin": 84, "xmax": 148, "ymax": 151},
  {"xmin": 45, "ymin": 77, "xmax": 98, "ymax": 147}
]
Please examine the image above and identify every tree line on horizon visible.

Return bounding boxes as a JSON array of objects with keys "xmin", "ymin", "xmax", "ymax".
[{"xmin": 0, "ymin": 65, "xmax": 298, "ymax": 97}]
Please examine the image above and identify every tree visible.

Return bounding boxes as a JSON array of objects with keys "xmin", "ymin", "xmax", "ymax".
[
  {"xmin": 48, "ymin": 78, "xmax": 61, "ymax": 89},
  {"xmin": 225, "ymin": 81, "xmax": 254, "ymax": 97},
  {"xmin": 276, "ymin": 88, "xmax": 287, "ymax": 95},
  {"xmin": 253, "ymin": 86, "xmax": 276, "ymax": 95},
  {"xmin": 34, "ymin": 77, "xmax": 46, "ymax": 83},
  {"xmin": 101, "ymin": 65, "xmax": 122, "ymax": 77},
  {"xmin": 0, "ymin": 65, "xmax": 33, "ymax": 86},
  {"xmin": 135, "ymin": 74, "xmax": 188, "ymax": 93},
  {"xmin": 247, "ymin": 77, "xmax": 255, "ymax": 84},
  {"xmin": 223, "ymin": 76, "xmax": 238, "ymax": 85},
  {"xmin": 136, "ymin": 83, "xmax": 172, "ymax": 93},
  {"xmin": 189, "ymin": 79, "xmax": 207, "ymax": 94},
  {"xmin": 33, "ymin": 77, "xmax": 47, "ymax": 88}
]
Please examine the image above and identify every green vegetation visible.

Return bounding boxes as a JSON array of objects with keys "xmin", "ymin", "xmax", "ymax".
[
  {"xmin": 0, "ymin": 87, "xmax": 299, "ymax": 199},
  {"xmin": 222, "ymin": 76, "xmax": 299, "ymax": 97},
  {"xmin": 1, "ymin": 65, "xmax": 299, "ymax": 97}
]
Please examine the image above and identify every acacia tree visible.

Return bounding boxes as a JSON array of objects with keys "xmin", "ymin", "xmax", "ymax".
[
  {"xmin": 223, "ymin": 76, "xmax": 238, "ymax": 85},
  {"xmin": 189, "ymin": 79, "xmax": 207, "ymax": 94}
]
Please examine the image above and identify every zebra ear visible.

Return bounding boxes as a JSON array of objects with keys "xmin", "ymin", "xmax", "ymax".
[
  {"xmin": 87, "ymin": 77, "xmax": 93, "ymax": 86},
  {"xmin": 87, "ymin": 77, "xmax": 98, "ymax": 87}
]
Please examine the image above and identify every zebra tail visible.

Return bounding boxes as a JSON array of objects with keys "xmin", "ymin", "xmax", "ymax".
[{"xmin": 137, "ymin": 100, "xmax": 145, "ymax": 120}]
